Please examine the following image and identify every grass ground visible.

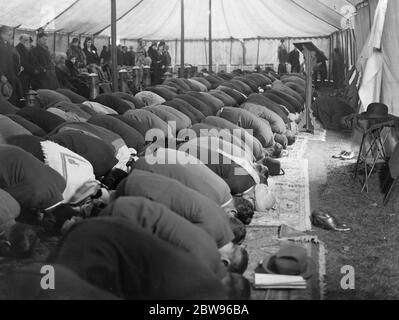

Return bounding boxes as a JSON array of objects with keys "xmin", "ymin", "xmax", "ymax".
[{"xmin": 307, "ymin": 129, "xmax": 399, "ymax": 300}]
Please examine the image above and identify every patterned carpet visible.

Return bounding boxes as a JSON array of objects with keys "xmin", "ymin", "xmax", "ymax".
[{"xmin": 244, "ymin": 115, "xmax": 327, "ymax": 300}]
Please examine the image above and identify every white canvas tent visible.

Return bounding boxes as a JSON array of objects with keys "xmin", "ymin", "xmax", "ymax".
[
  {"xmin": 0, "ymin": 0, "xmax": 360, "ymax": 39},
  {"xmin": 0, "ymin": 0, "xmax": 360, "ymax": 69},
  {"xmin": 351, "ymin": 0, "xmax": 399, "ymax": 153},
  {"xmin": 355, "ymin": 0, "xmax": 399, "ymax": 116}
]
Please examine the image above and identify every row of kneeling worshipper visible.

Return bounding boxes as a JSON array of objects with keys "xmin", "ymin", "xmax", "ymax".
[{"xmin": 0, "ymin": 70, "xmax": 306, "ymax": 300}]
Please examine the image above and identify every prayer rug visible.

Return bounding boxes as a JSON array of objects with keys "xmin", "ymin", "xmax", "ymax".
[
  {"xmin": 244, "ymin": 227, "xmax": 326, "ymax": 300},
  {"xmin": 250, "ymin": 159, "xmax": 311, "ymax": 232}
]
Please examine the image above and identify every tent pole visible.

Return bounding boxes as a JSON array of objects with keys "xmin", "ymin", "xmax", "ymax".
[
  {"xmin": 53, "ymin": 32, "xmax": 56, "ymax": 57},
  {"xmin": 111, "ymin": 0, "xmax": 118, "ymax": 92},
  {"xmin": 180, "ymin": 0, "xmax": 185, "ymax": 78},
  {"xmin": 256, "ymin": 37, "xmax": 260, "ymax": 66},
  {"xmin": 303, "ymin": 47, "xmax": 314, "ymax": 133},
  {"xmin": 175, "ymin": 39, "xmax": 178, "ymax": 68},
  {"xmin": 209, "ymin": 0, "xmax": 213, "ymax": 73}
]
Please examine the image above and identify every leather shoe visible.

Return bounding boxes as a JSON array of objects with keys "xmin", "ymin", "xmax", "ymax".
[{"xmin": 311, "ymin": 211, "xmax": 352, "ymax": 232}]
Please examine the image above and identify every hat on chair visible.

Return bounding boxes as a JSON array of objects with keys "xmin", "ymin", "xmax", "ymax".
[{"xmin": 361, "ymin": 103, "xmax": 389, "ymax": 119}]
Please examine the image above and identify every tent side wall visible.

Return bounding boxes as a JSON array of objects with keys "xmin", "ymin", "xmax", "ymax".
[
  {"xmin": 354, "ymin": 0, "xmax": 399, "ymax": 154},
  {"xmin": 122, "ymin": 36, "xmax": 332, "ymax": 72},
  {"xmin": 329, "ymin": 29, "xmax": 357, "ymax": 74},
  {"xmin": 354, "ymin": 0, "xmax": 379, "ymax": 56}
]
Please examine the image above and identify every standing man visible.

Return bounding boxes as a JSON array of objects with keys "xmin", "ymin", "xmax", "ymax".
[
  {"xmin": 277, "ymin": 39, "xmax": 289, "ymax": 75},
  {"xmin": 15, "ymin": 34, "xmax": 35, "ymax": 93},
  {"xmin": 332, "ymin": 47, "xmax": 345, "ymax": 89},
  {"xmin": 127, "ymin": 46, "xmax": 135, "ymax": 66},
  {"xmin": 288, "ymin": 47, "xmax": 300, "ymax": 74},
  {"xmin": 0, "ymin": 26, "xmax": 19, "ymax": 104},
  {"xmin": 117, "ymin": 45, "xmax": 124, "ymax": 66},
  {"xmin": 164, "ymin": 44, "xmax": 172, "ymax": 68},
  {"xmin": 148, "ymin": 42, "xmax": 159, "ymax": 85},
  {"xmin": 158, "ymin": 41, "xmax": 168, "ymax": 84},
  {"xmin": 30, "ymin": 32, "xmax": 59, "ymax": 90},
  {"xmin": 121, "ymin": 46, "xmax": 129, "ymax": 66}
]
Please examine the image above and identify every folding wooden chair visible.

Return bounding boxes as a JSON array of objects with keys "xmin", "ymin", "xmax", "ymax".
[
  {"xmin": 353, "ymin": 117, "xmax": 396, "ymax": 193},
  {"xmin": 383, "ymin": 143, "xmax": 399, "ymax": 206}
]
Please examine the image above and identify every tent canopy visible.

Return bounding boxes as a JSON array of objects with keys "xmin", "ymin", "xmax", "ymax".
[{"xmin": 0, "ymin": 0, "xmax": 362, "ymax": 40}]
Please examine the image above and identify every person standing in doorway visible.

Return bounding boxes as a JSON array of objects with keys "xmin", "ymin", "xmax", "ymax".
[
  {"xmin": 148, "ymin": 42, "xmax": 160, "ymax": 86},
  {"xmin": 157, "ymin": 41, "xmax": 168, "ymax": 84},
  {"xmin": 164, "ymin": 44, "xmax": 172, "ymax": 68},
  {"xmin": 332, "ymin": 47, "xmax": 345, "ymax": 89},
  {"xmin": 127, "ymin": 46, "xmax": 135, "ymax": 66},
  {"xmin": 277, "ymin": 39, "xmax": 288, "ymax": 75},
  {"xmin": 288, "ymin": 47, "xmax": 300, "ymax": 74}
]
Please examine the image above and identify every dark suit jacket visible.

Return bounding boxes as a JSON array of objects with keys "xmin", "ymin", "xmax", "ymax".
[
  {"xmin": 0, "ymin": 145, "xmax": 66, "ymax": 210},
  {"xmin": 116, "ymin": 170, "xmax": 234, "ymax": 248},
  {"xmin": 102, "ymin": 196, "xmax": 226, "ymax": 278},
  {"xmin": 15, "ymin": 43, "xmax": 35, "ymax": 75},
  {"xmin": 133, "ymin": 158, "xmax": 228, "ymax": 206},
  {"xmin": 219, "ymin": 107, "xmax": 275, "ymax": 148},
  {"xmin": 51, "ymin": 217, "xmax": 227, "ymax": 300}
]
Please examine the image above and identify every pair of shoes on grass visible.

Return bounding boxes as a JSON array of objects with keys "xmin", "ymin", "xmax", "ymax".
[{"xmin": 332, "ymin": 150, "xmax": 355, "ymax": 160}]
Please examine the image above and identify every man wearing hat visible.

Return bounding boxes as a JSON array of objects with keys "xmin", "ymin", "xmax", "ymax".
[{"xmin": 30, "ymin": 32, "xmax": 60, "ymax": 90}]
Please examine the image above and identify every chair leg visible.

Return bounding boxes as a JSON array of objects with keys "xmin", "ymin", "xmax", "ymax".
[
  {"xmin": 384, "ymin": 177, "xmax": 398, "ymax": 206},
  {"xmin": 354, "ymin": 134, "xmax": 366, "ymax": 180}
]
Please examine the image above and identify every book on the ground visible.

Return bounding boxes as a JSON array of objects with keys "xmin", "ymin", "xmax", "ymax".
[{"xmin": 254, "ymin": 273, "xmax": 307, "ymax": 290}]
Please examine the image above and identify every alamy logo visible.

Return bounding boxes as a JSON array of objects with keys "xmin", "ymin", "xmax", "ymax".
[
  {"xmin": 340, "ymin": 265, "xmax": 355, "ymax": 290},
  {"xmin": 40, "ymin": 265, "xmax": 55, "ymax": 290}
]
